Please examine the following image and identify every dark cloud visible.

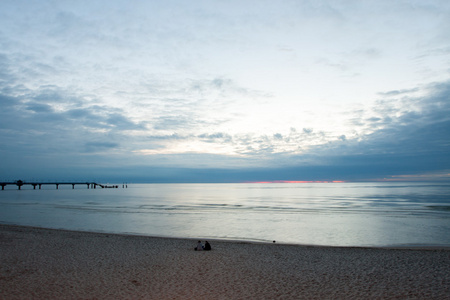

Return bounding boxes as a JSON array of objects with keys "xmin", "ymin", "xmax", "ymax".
[
  {"xmin": 211, "ymin": 78, "xmax": 226, "ymax": 88},
  {"xmin": 106, "ymin": 113, "xmax": 145, "ymax": 130},
  {"xmin": 65, "ymin": 108, "xmax": 98, "ymax": 121},
  {"xmin": 147, "ymin": 133, "xmax": 190, "ymax": 141},
  {"xmin": 188, "ymin": 77, "xmax": 271, "ymax": 99},
  {"xmin": 198, "ymin": 132, "xmax": 232, "ymax": 143},
  {"xmin": 273, "ymin": 133, "xmax": 283, "ymax": 140},
  {"xmin": 366, "ymin": 117, "xmax": 381, "ymax": 122},
  {"xmin": 0, "ymin": 84, "xmax": 146, "ymax": 171},
  {"xmin": 377, "ymin": 87, "xmax": 419, "ymax": 97},
  {"xmin": 26, "ymin": 102, "xmax": 54, "ymax": 113},
  {"xmin": 309, "ymin": 81, "xmax": 450, "ymax": 179},
  {"xmin": 303, "ymin": 128, "xmax": 313, "ymax": 134},
  {"xmin": 84, "ymin": 142, "xmax": 119, "ymax": 153}
]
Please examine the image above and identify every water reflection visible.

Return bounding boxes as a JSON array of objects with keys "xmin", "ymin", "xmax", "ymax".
[{"xmin": 0, "ymin": 182, "xmax": 449, "ymax": 247}]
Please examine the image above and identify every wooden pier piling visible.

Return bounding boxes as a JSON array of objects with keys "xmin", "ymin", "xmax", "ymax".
[{"xmin": 0, "ymin": 180, "xmax": 122, "ymax": 190}]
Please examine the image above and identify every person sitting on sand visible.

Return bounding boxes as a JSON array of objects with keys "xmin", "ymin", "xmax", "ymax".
[
  {"xmin": 204, "ymin": 241, "xmax": 211, "ymax": 251},
  {"xmin": 194, "ymin": 241, "xmax": 203, "ymax": 251}
]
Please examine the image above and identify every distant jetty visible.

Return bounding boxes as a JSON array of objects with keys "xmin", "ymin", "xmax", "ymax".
[{"xmin": 0, "ymin": 180, "xmax": 125, "ymax": 190}]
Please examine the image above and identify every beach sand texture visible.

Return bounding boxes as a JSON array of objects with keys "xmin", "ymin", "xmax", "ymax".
[{"xmin": 1, "ymin": 225, "xmax": 449, "ymax": 299}]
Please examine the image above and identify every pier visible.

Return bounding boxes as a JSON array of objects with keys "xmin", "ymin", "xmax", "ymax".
[{"xmin": 0, "ymin": 180, "xmax": 122, "ymax": 190}]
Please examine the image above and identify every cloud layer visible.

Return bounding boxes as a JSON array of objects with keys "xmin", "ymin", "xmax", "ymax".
[{"xmin": 0, "ymin": 1, "xmax": 449, "ymax": 182}]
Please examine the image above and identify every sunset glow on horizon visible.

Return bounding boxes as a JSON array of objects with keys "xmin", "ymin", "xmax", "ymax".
[{"xmin": 245, "ymin": 181, "xmax": 346, "ymax": 184}]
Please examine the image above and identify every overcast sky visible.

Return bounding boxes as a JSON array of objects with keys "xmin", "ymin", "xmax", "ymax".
[{"xmin": 1, "ymin": 0, "xmax": 450, "ymax": 182}]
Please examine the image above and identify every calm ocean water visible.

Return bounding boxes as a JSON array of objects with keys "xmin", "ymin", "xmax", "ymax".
[{"xmin": 0, "ymin": 182, "xmax": 449, "ymax": 247}]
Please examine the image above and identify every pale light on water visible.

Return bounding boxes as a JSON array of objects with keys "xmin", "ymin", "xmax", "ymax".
[{"xmin": 0, "ymin": 182, "xmax": 449, "ymax": 247}]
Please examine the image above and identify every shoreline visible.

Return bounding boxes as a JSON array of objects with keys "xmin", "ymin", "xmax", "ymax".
[
  {"xmin": 1, "ymin": 224, "xmax": 450, "ymax": 299},
  {"xmin": 2, "ymin": 223, "xmax": 450, "ymax": 251}
]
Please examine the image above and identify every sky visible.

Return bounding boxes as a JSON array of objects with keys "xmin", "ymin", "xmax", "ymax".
[{"xmin": 1, "ymin": 0, "xmax": 450, "ymax": 183}]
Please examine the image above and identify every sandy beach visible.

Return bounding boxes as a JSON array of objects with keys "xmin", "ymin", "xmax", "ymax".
[{"xmin": 1, "ymin": 224, "xmax": 449, "ymax": 299}]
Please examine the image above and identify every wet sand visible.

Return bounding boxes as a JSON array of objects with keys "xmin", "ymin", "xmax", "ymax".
[{"xmin": 1, "ymin": 224, "xmax": 449, "ymax": 299}]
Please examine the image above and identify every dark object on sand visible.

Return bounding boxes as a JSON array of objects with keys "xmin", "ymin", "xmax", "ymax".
[{"xmin": 204, "ymin": 241, "xmax": 211, "ymax": 251}]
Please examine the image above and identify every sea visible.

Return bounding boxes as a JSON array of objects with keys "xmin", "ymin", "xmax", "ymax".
[{"xmin": 0, "ymin": 182, "xmax": 449, "ymax": 247}]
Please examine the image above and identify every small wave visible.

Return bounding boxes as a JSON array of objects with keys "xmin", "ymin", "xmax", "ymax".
[{"xmin": 427, "ymin": 205, "xmax": 450, "ymax": 211}]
